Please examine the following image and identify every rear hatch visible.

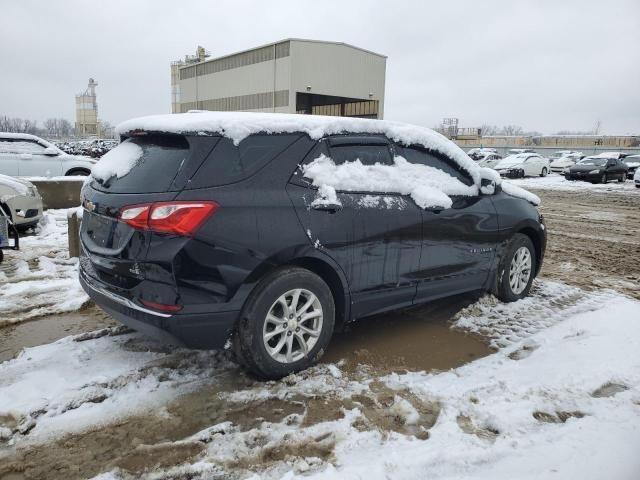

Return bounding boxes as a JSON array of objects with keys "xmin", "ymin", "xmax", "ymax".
[{"xmin": 80, "ymin": 134, "xmax": 215, "ymax": 290}]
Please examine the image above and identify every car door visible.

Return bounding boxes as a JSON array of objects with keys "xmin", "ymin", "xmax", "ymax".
[
  {"xmin": 0, "ymin": 138, "xmax": 20, "ymax": 176},
  {"xmin": 395, "ymin": 145, "xmax": 500, "ymax": 302},
  {"xmin": 15, "ymin": 140, "xmax": 63, "ymax": 177},
  {"xmin": 287, "ymin": 136, "xmax": 423, "ymax": 319},
  {"xmin": 523, "ymin": 155, "xmax": 537, "ymax": 176}
]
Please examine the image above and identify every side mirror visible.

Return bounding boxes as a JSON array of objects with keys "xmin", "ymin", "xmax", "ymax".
[
  {"xmin": 43, "ymin": 146, "xmax": 59, "ymax": 156},
  {"xmin": 480, "ymin": 177, "xmax": 500, "ymax": 194}
]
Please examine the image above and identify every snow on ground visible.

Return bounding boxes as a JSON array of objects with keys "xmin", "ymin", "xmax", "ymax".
[
  {"xmin": 2, "ymin": 280, "xmax": 639, "ymax": 479},
  {"xmin": 508, "ymin": 174, "xmax": 640, "ymax": 193},
  {"xmin": 0, "ymin": 209, "xmax": 88, "ymax": 326}
]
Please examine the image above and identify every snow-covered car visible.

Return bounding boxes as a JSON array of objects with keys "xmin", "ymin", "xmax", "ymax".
[
  {"xmin": 622, "ymin": 154, "xmax": 640, "ymax": 180},
  {"xmin": 507, "ymin": 148, "xmax": 536, "ymax": 156},
  {"xmin": 0, "ymin": 132, "xmax": 97, "ymax": 177},
  {"xmin": 565, "ymin": 156, "xmax": 628, "ymax": 183},
  {"xmin": 494, "ymin": 153, "xmax": 550, "ymax": 178},
  {"xmin": 0, "ymin": 173, "xmax": 43, "ymax": 229},
  {"xmin": 549, "ymin": 152, "xmax": 585, "ymax": 173},
  {"xmin": 467, "ymin": 147, "xmax": 497, "ymax": 158},
  {"xmin": 473, "ymin": 151, "xmax": 503, "ymax": 169},
  {"xmin": 634, "ymin": 167, "xmax": 640, "ymax": 188}
]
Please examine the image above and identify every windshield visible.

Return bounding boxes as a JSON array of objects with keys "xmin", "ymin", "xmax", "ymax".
[{"xmin": 578, "ymin": 158, "xmax": 607, "ymax": 166}]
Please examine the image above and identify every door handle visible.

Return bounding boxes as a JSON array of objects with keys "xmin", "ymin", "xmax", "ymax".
[{"xmin": 312, "ymin": 202, "xmax": 343, "ymax": 213}]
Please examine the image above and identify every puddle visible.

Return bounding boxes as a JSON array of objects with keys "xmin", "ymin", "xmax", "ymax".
[
  {"xmin": 324, "ymin": 293, "xmax": 492, "ymax": 374},
  {"xmin": 0, "ymin": 304, "xmax": 117, "ymax": 363}
]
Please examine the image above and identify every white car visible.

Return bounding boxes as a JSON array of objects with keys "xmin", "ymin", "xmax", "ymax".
[
  {"xmin": 467, "ymin": 147, "xmax": 497, "ymax": 157},
  {"xmin": 474, "ymin": 151, "xmax": 503, "ymax": 169},
  {"xmin": 0, "ymin": 174, "xmax": 43, "ymax": 229},
  {"xmin": 494, "ymin": 153, "xmax": 550, "ymax": 178},
  {"xmin": 0, "ymin": 132, "xmax": 97, "ymax": 177},
  {"xmin": 634, "ymin": 168, "xmax": 640, "ymax": 189},
  {"xmin": 549, "ymin": 152, "xmax": 585, "ymax": 173}
]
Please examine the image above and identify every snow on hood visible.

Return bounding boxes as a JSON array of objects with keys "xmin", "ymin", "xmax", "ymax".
[
  {"xmin": 0, "ymin": 173, "xmax": 32, "ymax": 195},
  {"xmin": 90, "ymin": 142, "xmax": 143, "ymax": 182}
]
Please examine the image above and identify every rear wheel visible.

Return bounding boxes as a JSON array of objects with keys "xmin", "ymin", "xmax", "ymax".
[
  {"xmin": 232, "ymin": 267, "xmax": 335, "ymax": 379},
  {"xmin": 493, "ymin": 233, "xmax": 536, "ymax": 302},
  {"xmin": 65, "ymin": 169, "xmax": 90, "ymax": 176},
  {"xmin": 617, "ymin": 174, "xmax": 624, "ymax": 183},
  {"xmin": 540, "ymin": 167, "xmax": 548, "ymax": 177},
  {"xmin": 601, "ymin": 173, "xmax": 607, "ymax": 184}
]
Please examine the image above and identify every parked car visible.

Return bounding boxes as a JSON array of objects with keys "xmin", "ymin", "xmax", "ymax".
[
  {"xmin": 507, "ymin": 148, "xmax": 536, "ymax": 156},
  {"xmin": 0, "ymin": 132, "xmax": 97, "ymax": 177},
  {"xmin": 0, "ymin": 174, "xmax": 43, "ymax": 229},
  {"xmin": 494, "ymin": 153, "xmax": 550, "ymax": 178},
  {"xmin": 565, "ymin": 156, "xmax": 628, "ymax": 183},
  {"xmin": 467, "ymin": 147, "xmax": 497, "ymax": 158},
  {"xmin": 79, "ymin": 112, "xmax": 546, "ymax": 379},
  {"xmin": 549, "ymin": 152, "xmax": 585, "ymax": 173},
  {"xmin": 634, "ymin": 168, "xmax": 640, "ymax": 188},
  {"xmin": 56, "ymin": 139, "xmax": 118, "ymax": 158},
  {"xmin": 471, "ymin": 151, "xmax": 503, "ymax": 169},
  {"xmin": 622, "ymin": 155, "xmax": 640, "ymax": 180}
]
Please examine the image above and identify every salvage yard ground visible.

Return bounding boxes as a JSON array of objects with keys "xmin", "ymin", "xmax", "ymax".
[{"xmin": 0, "ymin": 179, "xmax": 639, "ymax": 480}]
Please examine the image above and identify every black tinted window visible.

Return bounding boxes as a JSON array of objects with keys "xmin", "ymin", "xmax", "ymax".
[
  {"xmin": 92, "ymin": 135, "xmax": 190, "ymax": 193},
  {"xmin": 188, "ymin": 134, "xmax": 299, "ymax": 188},
  {"xmin": 399, "ymin": 146, "xmax": 473, "ymax": 186},
  {"xmin": 328, "ymin": 144, "xmax": 393, "ymax": 166}
]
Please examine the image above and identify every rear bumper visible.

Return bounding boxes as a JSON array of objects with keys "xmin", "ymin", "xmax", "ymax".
[{"xmin": 79, "ymin": 267, "xmax": 239, "ymax": 349}]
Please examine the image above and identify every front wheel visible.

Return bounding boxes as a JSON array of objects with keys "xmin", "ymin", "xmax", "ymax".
[
  {"xmin": 232, "ymin": 267, "xmax": 335, "ymax": 379},
  {"xmin": 601, "ymin": 173, "xmax": 608, "ymax": 184},
  {"xmin": 493, "ymin": 233, "xmax": 536, "ymax": 302}
]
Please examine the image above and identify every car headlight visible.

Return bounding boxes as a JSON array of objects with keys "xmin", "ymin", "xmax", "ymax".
[{"xmin": 589, "ymin": 169, "xmax": 601, "ymax": 174}]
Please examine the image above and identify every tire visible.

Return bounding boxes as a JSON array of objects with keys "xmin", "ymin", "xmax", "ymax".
[
  {"xmin": 617, "ymin": 174, "xmax": 624, "ymax": 183},
  {"xmin": 232, "ymin": 266, "xmax": 335, "ymax": 379},
  {"xmin": 493, "ymin": 233, "xmax": 536, "ymax": 302},
  {"xmin": 601, "ymin": 173, "xmax": 607, "ymax": 184},
  {"xmin": 540, "ymin": 167, "xmax": 548, "ymax": 177},
  {"xmin": 66, "ymin": 169, "xmax": 90, "ymax": 176}
]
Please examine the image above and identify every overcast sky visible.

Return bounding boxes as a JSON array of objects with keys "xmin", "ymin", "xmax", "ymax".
[{"xmin": 2, "ymin": 0, "xmax": 639, "ymax": 134}]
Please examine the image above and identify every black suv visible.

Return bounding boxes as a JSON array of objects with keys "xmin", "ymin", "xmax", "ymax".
[{"xmin": 80, "ymin": 114, "xmax": 546, "ymax": 379}]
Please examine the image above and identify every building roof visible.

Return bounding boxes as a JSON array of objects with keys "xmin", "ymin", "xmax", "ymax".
[{"xmin": 177, "ymin": 38, "xmax": 386, "ymax": 71}]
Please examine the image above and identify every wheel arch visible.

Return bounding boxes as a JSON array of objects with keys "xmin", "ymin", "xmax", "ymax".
[
  {"xmin": 65, "ymin": 167, "xmax": 91, "ymax": 176},
  {"xmin": 516, "ymin": 226, "xmax": 543, "ymax": 276},
  {"xmin": 243, "ymin": 250, "xmax": 351, "ymax": 331}
]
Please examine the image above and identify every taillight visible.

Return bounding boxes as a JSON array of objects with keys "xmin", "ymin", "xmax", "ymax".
[
  {"xmin": 119, "ymin": 201, "xmax": 218, "ymax": 236},
  {"xmin": 139, "ymin": 299, "xmax": 183, "ymax": 313}
]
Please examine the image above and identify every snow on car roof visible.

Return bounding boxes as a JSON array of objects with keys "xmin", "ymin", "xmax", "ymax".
[
  {"xmin": 114, "ymin": 111, "xmax": 540, "ymax": 206},
  {"xmin": 116, "ymin": 111, "xmax": 479, "ymax": 177},
  {"xmin": 0, "ymin": 132, "xmax": 48, "ymax": 143}
]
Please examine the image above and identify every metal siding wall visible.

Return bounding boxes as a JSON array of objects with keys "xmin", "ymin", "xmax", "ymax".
[{"xmin": 289, "ymin": 40, "xmax": 386, "ymax": 117}]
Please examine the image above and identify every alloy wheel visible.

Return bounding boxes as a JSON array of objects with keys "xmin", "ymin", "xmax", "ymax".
[
  {"xmin": 262, "ymin": 288, "xmax": 323, "ymax": 363},
  {"xmin": 509, "ymin": 246, "xmax": 532, "ymax": 295}
]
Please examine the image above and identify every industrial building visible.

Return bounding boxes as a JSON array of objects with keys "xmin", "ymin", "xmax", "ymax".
[
  {"xmin": 75, "ymin": 78, "xmax": 99, "ymax": 136},
  {"xmin": 171, "ymin": 39, "xmax": 386, "ymax": 119}
]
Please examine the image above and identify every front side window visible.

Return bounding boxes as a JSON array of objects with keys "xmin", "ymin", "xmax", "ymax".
[
  {"xmin": 328, "ymin": 144, "xmax": 393, "ymax": 166},
  {"xmin": 398, "ymin": 146, "xmax": 473, "ymax": 186}
]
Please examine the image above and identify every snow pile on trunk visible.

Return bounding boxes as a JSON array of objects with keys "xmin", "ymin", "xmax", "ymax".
[
  {"xmin": 303, "ymin": 154, "xmax": 477, "ymax": 209},
  {"xmin": 0, "ymin": 209, "xmax": 88, "ymax": 326},
  {"xmin": 90, "ymin": 142, "xmax": 143, "ymax": 182}
]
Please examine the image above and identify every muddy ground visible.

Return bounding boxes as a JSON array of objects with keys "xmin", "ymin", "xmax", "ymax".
[{"xmin": 0, "ymin": 187, "xmax": 638, "ymax": 479}]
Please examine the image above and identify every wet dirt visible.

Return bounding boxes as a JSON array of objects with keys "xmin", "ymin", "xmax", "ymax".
[
  {"xmin": 325, "ymin": 293, "xmax": 492, "ymax": 375},
  {"xmin": 534, "ymin": 189, "xmax": 640, "ymax": 299},
  {"xmin": 0, "ymin": 304, "xmax": 116, "ymax": 363}
]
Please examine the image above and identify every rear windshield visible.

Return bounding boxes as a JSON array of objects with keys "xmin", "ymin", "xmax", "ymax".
[{"xmin": 91, "ymin": 135, "xmax": 190, "ymax": 193}]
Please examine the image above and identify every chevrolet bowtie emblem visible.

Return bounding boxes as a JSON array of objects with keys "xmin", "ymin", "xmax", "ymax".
[{"xmin": 84, "ymin": 199, "xmax": 95, "ymax": 212}]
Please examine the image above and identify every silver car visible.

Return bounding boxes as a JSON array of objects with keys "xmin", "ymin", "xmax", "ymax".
[
  {"xmin": 0, "ymin": 174, "xmax": 43, "ymax": 229},
  {"xmin": 0, "ymin": 132, "xmax": 97, "ymax": 177}
]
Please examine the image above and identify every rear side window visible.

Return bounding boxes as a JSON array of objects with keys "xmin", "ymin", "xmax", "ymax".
[
  {"xmin": 399, "ymin": 146, "xmax": 473, "ymax": 186},
  {"xmin": 328, "ymin": 144, "xmax": 393, "ymax": 166},
  {"xmin": 91, "ymin": 135, "xmax": 190, "ymax": 193},
  {"xmin": 187, "ymin": 134, "xmax": 299, "ymax": 188}
]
